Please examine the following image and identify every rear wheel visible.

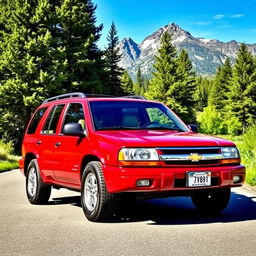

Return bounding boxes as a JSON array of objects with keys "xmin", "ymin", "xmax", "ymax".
[
  {"xmin": 26, "ymin": 159, "xmax": 51, "ymax": 204},
  {"xmin": 191, "ymin": 188, "xmax": 231, "ymax": 214},
  {"xmin": 81, "ymin": 161, "xmax": 117, "ymax": 222}
]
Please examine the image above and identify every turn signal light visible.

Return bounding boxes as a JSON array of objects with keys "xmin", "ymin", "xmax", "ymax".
[
  {"xmin": 220, "ymin": 159, "xmax": 240, "ymax": 165},
  {"xmin": 118, "ymin": 161, "xmax": 159, "ymax": 166}
]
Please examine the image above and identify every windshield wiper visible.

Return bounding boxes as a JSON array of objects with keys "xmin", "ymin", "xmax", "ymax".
[
  {"xmin": 143, "ymin": 126, "xmax": 185, "ymax": 132},
  {"xmin": 97, "ymin": 126, "xmax": 139, "ymax": 131},
  {"xmin": 97, "ymin": 126, "xmax": 185, "ymax": 132}
]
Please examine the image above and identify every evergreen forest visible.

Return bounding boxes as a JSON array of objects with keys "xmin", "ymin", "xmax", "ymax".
[{"xmin": 0, "ymin": 0, "xmax": 256, "ymax": 155}]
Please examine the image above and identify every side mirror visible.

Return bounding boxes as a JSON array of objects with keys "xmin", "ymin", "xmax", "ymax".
[
  {"xmin": 188, "ymin": 124, "xmax": 199, "ymax": 133},
  {"xmin": 63, "ymin": 123, "xmax": 85, "ymax": 136}
]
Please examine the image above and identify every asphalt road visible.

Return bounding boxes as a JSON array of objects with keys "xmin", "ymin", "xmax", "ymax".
[{"xmin": 1, "ymin": 170, "xmax": 256, "ymax": 256}]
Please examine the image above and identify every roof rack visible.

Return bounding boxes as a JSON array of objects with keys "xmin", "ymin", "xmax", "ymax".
[
  {"xmin": 43, "ymin": 92, "xmax": 147, "ymax": 103},
  {"xmin": 43, "ymin": 92, "xmax": 86, "ymax": 103}
]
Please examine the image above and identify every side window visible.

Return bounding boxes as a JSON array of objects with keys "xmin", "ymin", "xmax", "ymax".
[
  {"xmin": 42, "ymin": 104, "xmax": 65, "ymax": 134},
  {"xmin": 62, "ymin": 103, "xmax": 85, "ymax": 131},
  {"xmin": 27, "ymin": 107, "xmax": 48, "ymax": 134}
]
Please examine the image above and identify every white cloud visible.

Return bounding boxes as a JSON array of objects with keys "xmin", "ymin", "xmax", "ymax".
[
  {"xmin": 213, "ymin": 14, "xmax": 245, "ymax": 20},
  {"xmin": 195, "ymin": 21, "xmax": 211, "ymax": 26},
  {"xmin": 213, "ymin": 14, "xmax": 225, "ymax": 19},
  {"xmin": 230, "ymin": 14, "xmax": 245, "ymax": 18}
]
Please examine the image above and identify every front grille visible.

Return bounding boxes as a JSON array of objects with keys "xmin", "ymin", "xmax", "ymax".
[
  {"xmin": 159, "ymin": 147, "xmax": 220, "ymax": 155},
  {"xmin": 157, "ymin": 147, "xmax": 221, "ymax": 166}
]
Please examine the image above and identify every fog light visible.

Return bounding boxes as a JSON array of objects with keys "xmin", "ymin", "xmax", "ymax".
[
  {"xmin": 136, "ymin": 179, "xmax": 150, "ymax": 187},
  {"xmin": 233, "ymin": 175, "xmax": 241, "ymax": 183}
]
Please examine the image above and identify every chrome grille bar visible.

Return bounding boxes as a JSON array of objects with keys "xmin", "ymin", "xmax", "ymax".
[
  {"xmin": 159, "ymin": 153, "xmax": 222, "ymax": 162},
  {"xmin": 157, "ymin": 147, "xmax": 220, "ymax": 150}
]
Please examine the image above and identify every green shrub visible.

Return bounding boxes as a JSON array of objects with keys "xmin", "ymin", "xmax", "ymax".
[
  {"xmin": 241, "ymin": 124, "xmax": 256, "ymax": 155},
  {"xmin": 197, "ymin": 106, "xmax": 227, "ymax": 134},
  {"xmin": 0, "ymin": 140, "xmax": 14, "ymax": 161},
  {"xmin": 215, "ymin": 133, "xmax": 256, "ymax": 186},
  {"xmin": 225, "ymin": 116, "xmax": 242, "ymax": 136}
]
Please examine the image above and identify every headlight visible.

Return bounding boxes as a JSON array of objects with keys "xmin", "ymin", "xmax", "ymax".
[
  {"xmin": 221, "ymin": 147, "xmax": 239, "ymax": 159},
  {"xmin": 118, "ymin": 148, "xmax": 159, "ymax": 161}
]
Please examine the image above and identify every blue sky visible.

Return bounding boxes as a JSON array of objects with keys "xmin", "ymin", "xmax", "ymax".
[{"xmin": 93, "ymin": 0, "xmax": 256, "ymax": 49}]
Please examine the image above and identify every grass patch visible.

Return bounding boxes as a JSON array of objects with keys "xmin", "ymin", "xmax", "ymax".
[{"xmin": 0, "ymin": 161, "xmax": 19, "ymax": 172}]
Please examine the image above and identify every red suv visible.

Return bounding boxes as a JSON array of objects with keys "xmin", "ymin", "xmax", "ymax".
[{"xmin": 19, "ymin": 93, "xmax": 245, "ymax": 221}]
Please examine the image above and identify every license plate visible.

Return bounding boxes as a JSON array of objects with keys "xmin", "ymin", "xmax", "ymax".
[{"xmin": 187, "ymin": 171, "xmax": 211, "ymax": 187}]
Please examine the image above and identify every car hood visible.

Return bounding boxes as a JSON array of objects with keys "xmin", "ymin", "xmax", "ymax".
[{"xmin": 94, "ymin": 130, "xmax": 235, "ymax": 148}]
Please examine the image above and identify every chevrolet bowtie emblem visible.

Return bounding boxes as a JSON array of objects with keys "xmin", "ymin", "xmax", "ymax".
[{"xmin": 188, "ymin": 153, "xmax": 202, "ymax": 162}]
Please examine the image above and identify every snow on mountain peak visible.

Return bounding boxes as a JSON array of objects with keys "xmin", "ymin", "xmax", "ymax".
[{"xmin": 118, "ymin": 22, "xmax": 256, "ymax": 77}]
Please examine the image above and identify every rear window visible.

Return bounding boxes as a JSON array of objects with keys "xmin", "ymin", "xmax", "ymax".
[{"xmin": 27, "ymin": 107, "xmax": 48, "ymax": 134}]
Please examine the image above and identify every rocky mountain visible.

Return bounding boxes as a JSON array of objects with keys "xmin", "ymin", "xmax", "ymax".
[{"xmin": 118, "ymin": 23, "xmax": 256, "ymax": 78}]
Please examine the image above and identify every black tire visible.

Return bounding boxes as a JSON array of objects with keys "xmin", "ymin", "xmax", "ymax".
[
  {"xmin": 26, "ymin": 159, "xmax": 51, "ymax": 204},
  {"xmin": 191, "ymin": 188, "xmax": 231, "ymax": 214},
  {"xmin": 81, "ymin": 161, "xmax": 117, "ymax": 222}
]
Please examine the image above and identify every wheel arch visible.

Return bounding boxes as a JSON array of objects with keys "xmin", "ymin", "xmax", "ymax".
[
  {"xmin": 24, "ymin": 153, "xmax": 37, "ymax": 176},
  {"xmin": 80, "ymin": 154, "xmax": 101, "ymax": 182}
]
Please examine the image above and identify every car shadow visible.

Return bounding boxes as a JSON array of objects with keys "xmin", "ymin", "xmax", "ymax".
[
  {"xmin": 49, "ymin": 196, "xmax": 81, "ymax": 206},
  {"xmin": 50, "ymin": 190, "xmax": 256, "ymax": 225}
]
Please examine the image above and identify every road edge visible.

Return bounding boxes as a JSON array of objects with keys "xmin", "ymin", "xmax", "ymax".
[
  {"xmin": 242, "ymin": 183, "xmax": 256, "ymax": 193},
  {"xmin": 0, "ymin": 169, "xmax": 18, "ymax": 175}
]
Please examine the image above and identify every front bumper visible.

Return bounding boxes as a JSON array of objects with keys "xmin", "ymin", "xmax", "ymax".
[{"xmin": 103, "ymin": 164, "xmax": 245, "ymax": 193}]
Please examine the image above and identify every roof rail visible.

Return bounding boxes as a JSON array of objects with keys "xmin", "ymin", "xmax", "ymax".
[
  {"xmin": 43, "ymin": 92, "xmax": 147, "ymax": 103},
  {"xmin": 43, "ymin": 92, "xmax": 86, "ymax": 103},
  {"xmin": 121, "ymin": 95, "xmax": 147, "ymax": 100}
]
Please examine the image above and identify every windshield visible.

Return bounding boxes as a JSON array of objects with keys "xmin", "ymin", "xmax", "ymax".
[{"xmin": 89, "ymin": 101, "xmax": 189, "ymax": 132}]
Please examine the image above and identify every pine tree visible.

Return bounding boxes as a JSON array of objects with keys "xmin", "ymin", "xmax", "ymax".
[
  {"xmin": 121, "ymin": 70, "xmax": 134, "ymax": 95},
  {"xmin": 145, "ymin": 31, "xmax": 177, "ymax": 103},
  {"xmin": 227, "ymin": 44, "xmax": 256, "ymax": 133},
  {"xmin": 134, "ymin": 67, "xmax": 144, "ymax": 95},
  {"xmin": 0, "ymin": 0, "xmax": 105, "ymax": 149},
  {"xmin": 104, "ymin": 22, "xmax": 123, "ymax": 95},
  {"xmin": 194, "ymin": 76, "xmax": 213, "ymax": 111},
  {"xmin": 208, "ymin": 58, "xmax": 232, "ymax": 110},
  {"xmin": 175, "ymin": 49, "xmax": 197, "ymax": 122},
  {"xmin": 0, "ymin": 0, "xmax": 62, "ymax": 148},
  {"xmin": 56, "ymin": 0, "xmax": 105, "ymax": 93},
  {"xmin": 146, "ymin": 31, "xmax": 196, "ymax": 123}
]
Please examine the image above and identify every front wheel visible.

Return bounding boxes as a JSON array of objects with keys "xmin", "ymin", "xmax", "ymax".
[
  {"xmin": 81, "ymin": 161, "xmax": 117, "ymax": 222},
  {"xmin": 26, "ymin": 159, "xmax": 51, "ymax": 204},
  {"xmin": 191, "ymin": 188, "xmax": 231, "ymax": 214}
]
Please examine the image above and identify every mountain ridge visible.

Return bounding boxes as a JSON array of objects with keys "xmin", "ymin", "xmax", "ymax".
[{"xmin": 118, "ymin": 23, "xmax": 256, "ymax": 78}]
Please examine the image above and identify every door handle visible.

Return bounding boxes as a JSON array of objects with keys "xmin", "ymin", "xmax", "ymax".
[
  {"xmin": 55, "ymin": 142, "xmax": 61, "ymax": 147},
  {"xmin": 36, "ymin": 140, "xmax": 42, "ymax": 145}
]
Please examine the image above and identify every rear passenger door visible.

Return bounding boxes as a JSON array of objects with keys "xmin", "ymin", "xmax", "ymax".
[
  {"xmin": 53, "ymin": 102, "xmax": 87, "ymax": 186},
  {"xmin": 37, "ymin": 104, "xmax": 65, "ymax": 178}
]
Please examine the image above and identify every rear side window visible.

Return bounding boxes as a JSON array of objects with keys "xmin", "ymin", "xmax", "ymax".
[
  {"xmin": 27, "ymin": 107, "xmax": 47, "ymax": 134},
  {"xmin": 42, "ymin": 104, "xmax": 65, "ymax": 134}
]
